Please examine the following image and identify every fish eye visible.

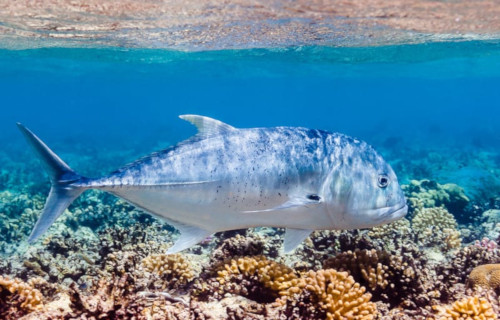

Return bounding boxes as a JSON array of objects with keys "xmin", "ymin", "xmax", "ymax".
[{"xmin": 377, "ymin": 174, "xmax": 389, "ymax": 188}]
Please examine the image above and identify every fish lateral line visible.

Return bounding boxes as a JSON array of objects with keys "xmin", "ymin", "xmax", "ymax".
[{"xmin": 78, "ymin": 180, "xmax": 220, "ymax": 189}]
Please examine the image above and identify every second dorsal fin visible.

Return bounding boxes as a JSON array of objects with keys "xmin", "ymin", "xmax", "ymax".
[{"xmin": 179, "ymin": 115, "xmax": 236, "ymax": 137}]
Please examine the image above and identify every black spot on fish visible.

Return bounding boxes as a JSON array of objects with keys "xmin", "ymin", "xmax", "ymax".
[{"xmin": 307, "ymin": 194, "xmax": 321, "ymax": 201}]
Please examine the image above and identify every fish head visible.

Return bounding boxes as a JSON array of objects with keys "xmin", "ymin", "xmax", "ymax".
[{"xmin": 324, "ymin": 143, "xmax": 407, "ymax": 229}]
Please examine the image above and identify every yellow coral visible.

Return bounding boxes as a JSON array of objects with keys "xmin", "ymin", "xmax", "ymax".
[
  {"xmin": 433, "ymin": 296, "xmax": 497, "ymax": 320},
  {"xmin": 218, "ymin": 257, "xmax": 376, "ymax": 319},
  {"xmin": 443, "ymin": 228, "xmax": 462, "ymax": 250},
  {"xmin": 468, "ymin": 264, "xmax": 500, "ymax": 292},
  {"xmin": 413, "ymin": 206, "xmax": 457, "ymax": 231},
  {"xmin": 217, "ymin": 255, "xmax": 297, "ymax": 292},
  {"xmin": 283, "ymin": 269, "xmax": 377, "ymax": 320},
  {"xmin": 142, "ymin": 254, "xmax": 194, "ymax": 284},
  {"xmin": 0, "ymin": 275, "xmax": 43, "ymax": 311}
]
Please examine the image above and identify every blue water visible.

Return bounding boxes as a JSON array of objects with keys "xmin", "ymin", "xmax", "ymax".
[
  {"xmin": 1, "ymin": 39, "xmax": 500, "ymax": 319},
  {"xmin": 1, "ymin": 41, "xmax": 499, "ymax": 192}
]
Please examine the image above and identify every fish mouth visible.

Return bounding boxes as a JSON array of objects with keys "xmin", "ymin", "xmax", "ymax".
[{"xmin": 372, "ymin": 202, "xmax": 408, "ymax": 222}]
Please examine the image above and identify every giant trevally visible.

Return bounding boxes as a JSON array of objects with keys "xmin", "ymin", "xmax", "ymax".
[{"xmin": 18, "ymin": 115, "xmax": 407, "ymax": 253}]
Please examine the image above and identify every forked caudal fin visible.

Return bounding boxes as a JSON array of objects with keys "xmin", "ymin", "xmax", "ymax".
[{"xmin": 17, "ymin": 123, "xmax": 85, "ymax": 243}]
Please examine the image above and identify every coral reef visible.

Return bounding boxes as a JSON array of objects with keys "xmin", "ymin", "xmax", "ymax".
[
  {"xmin": 438, "ymin": 245, "xmax": 500, "ymax": 286},
  {"xmin": 323, "ymin": 249, "xmax": 390, "ymax": 292},
  {"xmin": 0, "ymin": 191, "xmax": 44, "ymax": 254},
  {"xmin": 366, "ymin": 218, "xmax": 412, "ymax": 251},
  {"xmin": 323, "ymin": 248, "xmax": 426, "ymax": 307},
  {"xmin": 403, "ymin": 179, "xmax": 470, "ymax": 219},
  {"xmin": 433, "ymin": 296, "xmax": 497, "ymax": 320},
  {"xmin": 412, "ymin": 206, "xmax": 462, "ymax": 253},
  {"xmin": 142, "ymin": 253, "xmax": 194, "ymax": 285},
  {"xmin": 211, "ymin": 233, "xmax": 266, "ymax": 263},
  {"xmin": 1, "ymin": 142, "xmax": 500, "ymax": 319},
  {"xmin": 480, "ymin": 210, "xmax": 500, "ymax": 240},
  {"xmin": 216, "ymin": 255, "xmax": 297, "ymax": 301},
  {"xmin": 213, "ymin": 256, "xmax": 376, "ymax": 319},
  {"xmin": 280, "ymin": 269, "xmax": 377, "ymax": 320},
  {"xmin": 0, "ymin": 275, "xmax": 43, "ymax": 318},
  {"xmin": 468, "ymin": 264, "xmax": 500, "ymax": 293}
]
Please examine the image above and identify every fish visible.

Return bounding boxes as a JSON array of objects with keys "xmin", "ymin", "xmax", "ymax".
[{"xmin": 17, "ymin": 115, "xmax": 407, "ymax": 253}]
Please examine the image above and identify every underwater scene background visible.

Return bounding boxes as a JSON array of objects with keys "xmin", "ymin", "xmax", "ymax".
[{"xmin": 1, "ymin": 3, "xmax": 500, "ymax": 319}]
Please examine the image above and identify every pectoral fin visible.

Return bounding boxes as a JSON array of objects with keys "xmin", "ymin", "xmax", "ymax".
[
  {"xmin": 243, "ymin": 195, "xmax": 321, "ymax": 213},
  {"xmin": 283, "ymin": 228, "xmax": 313, "ymax": 253}
]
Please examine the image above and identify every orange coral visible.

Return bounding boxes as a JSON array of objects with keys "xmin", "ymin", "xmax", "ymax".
[
  {"xmin": 217, "ymin": 255, "xmax": 297, "ymax": 292},
  {"xmin": 218, "ymin": 257, "xmax": 376, "ymax": 319},
  {"xmin": 433, "ymin": 296, "xmax": 497, "ymax": 320},
  {"xmin": 0, "ymin": 275, "xmax": 44, "ymax": 311},
  {"xmin": 281, "ymin": 269, "xmax": 377, "ymax": 320}
]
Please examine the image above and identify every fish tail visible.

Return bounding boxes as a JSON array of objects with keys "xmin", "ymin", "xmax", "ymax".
[{"xmin": 17, "ymin": 123, "xmax": 86, "ymax": 243}]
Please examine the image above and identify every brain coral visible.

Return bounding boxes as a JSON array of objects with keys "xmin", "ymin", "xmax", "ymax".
[
  {"xmin": 433, "ymin": 296, "xmax": 497, "ymax": 320},
  {"xmin": 142, "ymin": 253, "xmax": 194, "ymax": 284},
  {"xmin": 468, "ymin": 264, "xmax": 500, "ymax": 293},
  {"xmin": 412, "ymin": 206, "xmax": 461, "ymax": 251}
]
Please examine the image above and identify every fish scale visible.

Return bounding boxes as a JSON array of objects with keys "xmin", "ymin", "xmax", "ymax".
[{"xmin": 17, "ymin": 114, "xmax": 407, "ymax": 254}]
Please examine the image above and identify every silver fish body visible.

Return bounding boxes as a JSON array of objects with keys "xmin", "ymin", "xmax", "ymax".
[{"xmin": 18, "ymin": 115, "xmax": 407, "ymax": 253}]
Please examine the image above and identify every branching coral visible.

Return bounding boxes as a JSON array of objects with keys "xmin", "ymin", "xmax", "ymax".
[
  {"xmin": 211, "ymin": 234, "xmax": 266, "ymax": 264},
  {"xmin": 68, "ymin": 275, "xmax": 134, "ymax": 318},
  {"xmin": 433, "ymin": 296, "xmax": 497, "ymax": 320},
  {"xmin": 216, "ymin": 256, "xmax": 376, "ymax": 319},
  {"xmin": 322, "ymin": 248, "xmax": 425, "ymax": 308},
  {"xmin": 448, "ymin": 245, "xmax": 500, "ymax": 283},
  {"xmin": 0, "ymin": 191, "xmax": 44, "ymax": 254},
  {"xmin": 281, "ymin": 269, "xmax": 377, "ymax": 320},
  {"xmin": 468, "ymin": 264, "xmax": 500, "ymax": 293},
  {"xmin": 323, "ymin": 249, "xmax": 390, "ymax": 292},
  {"xmin": 412, "ymin": 206, "xmax": 462, "ymax": 251},
  {"xmin": 435, "ymin": 245, "xmax": 500, "ymax": 303},
  {"xmin": 366, "ymin": 218, "xmax": 412, "ymax": 251},
  {"xmin": 217, "ymin": 255, "xmax": 297, "ymax": 297},
  {"xmin": 0, "ymin": 275, "xmax": 43, "ymax": 313},
  {"xmin": 142, "ymin": 253, "xmax": 194, "ymax": 285}
]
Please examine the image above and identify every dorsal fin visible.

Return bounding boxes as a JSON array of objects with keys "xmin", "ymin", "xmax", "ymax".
[{"xmin": 179, "ymin": 115, "xmax": 236, "ymax": 137}]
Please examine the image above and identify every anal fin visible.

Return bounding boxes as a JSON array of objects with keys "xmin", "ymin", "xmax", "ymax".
[
  {"xmin": 166, "ymin": 224, "xmax": 212, "ymax": 254},
  {"xmin": 283, "ymin": 228, "xmax": 312, "ymax": 253}
]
